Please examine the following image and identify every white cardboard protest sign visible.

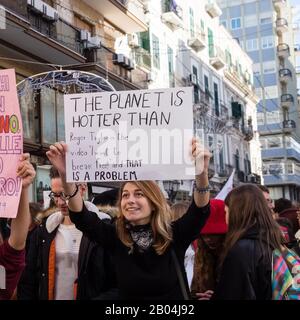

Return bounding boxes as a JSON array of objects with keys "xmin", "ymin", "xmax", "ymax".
[{"xmin": 64, "ymin": 87, "xmax": 194, "ymax": 182}]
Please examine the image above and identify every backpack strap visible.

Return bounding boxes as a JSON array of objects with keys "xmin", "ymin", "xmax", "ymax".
[{"xmin": 171, "ymin": 248, "xmax": 190, "ymax": 300}]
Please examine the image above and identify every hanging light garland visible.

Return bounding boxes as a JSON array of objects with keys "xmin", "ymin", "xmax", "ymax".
[{"xmin": 17, "ymin": 70, "xmax": 115, "ymax": 97}]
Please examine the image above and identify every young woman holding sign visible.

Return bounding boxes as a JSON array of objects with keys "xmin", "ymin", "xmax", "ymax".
[{"xmin": 46, "ymin": 138, "xmax": 211, "ymax": 299}]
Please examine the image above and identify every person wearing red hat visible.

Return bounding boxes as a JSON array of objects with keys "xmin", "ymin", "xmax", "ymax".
[{"xmin": 191, "ymin": 199, "xmax": 227, "ymax": 300}]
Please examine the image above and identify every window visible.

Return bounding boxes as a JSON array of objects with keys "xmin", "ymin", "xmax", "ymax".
[
  {"xmin": 189, "ymin": 8, "xmax": 194, "ymax": 38},
  {"xmin": 41, "ymin": 87, "xmax": 65, "ymax": 144},
  {"xmin": 139, "ymin": 31, "xmax": 150, "ymax": 52},
  {"xmin": 244, "ymin": 154, "xmax": 251, "ymax": 175},
  {"xmin": 192, "ymin": 66, "xmax": 199, "ymax": 103},
  {"xmin": 225, "ymin": 49, "xmax": 232, "ymax": 65},
  {"xmin": 152, "ymin": 33, "xmax": 160, "ymax": 69},
  {"xmin": 200, "ymin": 19, "xmax": 205, "ymax": 32},
  {"xmin": 264, "ymin": 86, "xmax": 278, "ymax": 99},
  {"xmin": 19, "ymin": 88, "xmax": 40, "ymax": 142},
  {"xmin": 260, "ymin": 17, "xmax": 272, "ymax": 24},
  {"xmin": 262, "ymin": 61, "xmax": 276, "ymax": 74},
  {"xmin": 234, "ymin": 149, "xmax": 240, "ymax": 171},
  {"xmin": 246, "ymin": 38, "xmax": 258, "ymax": 51},
  {"xmin": 286, "ymin": 163, "xmax": 294, "ymax": 174},
  {"xmin": 56, "ymin": 19, "xmax": 83, "ymax": 54},
  {"xmin": 167, "ymin": 46, "xmax": 174, "ymax": 87},
  {"xmin": 214, "ymin": 83, "xmax": 219, "ymax": 116},
  {"xmin": 267, "ymin": 136, "xmax": 282, "ymax": 148},
  {"xmin": 261, "ymin": 36, "xmax": 274, "ymax": 49},
  {"xmin": 208, "ymin": 28, "xmax": 214, "ymax": 57},
  {"xmin": 257, "ymin": 112, "xmax": 265, "ymax": 125},
  {"xmin": 204, "ymin": 75, "xmax": 210, "ymax": 96},
  {"xmin": 259, "ymin": 138, "xmax": 267, "ymax": 149},
  {"xmin": 269, "ymin": 163, "xmax": 283, "ymax": 175},
  {"xmin": 207, "ymin": 135, "xmax": 214, "ymax": 151},
  {"xmin": 266, "ymin": 111, "xmax": 280, "ymax": 124},
  {"xmin": 231, "ymin": 17, "xmax": 241, "ymax": 29}
]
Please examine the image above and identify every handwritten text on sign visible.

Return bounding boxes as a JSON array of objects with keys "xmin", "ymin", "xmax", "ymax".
[
  {"xmin": 64, "ymin": 87, "xmax": 194, "ymax": 182},
  {"xmin": 0, "ymin": 69, "xmax": 23, "ymax": 218}
]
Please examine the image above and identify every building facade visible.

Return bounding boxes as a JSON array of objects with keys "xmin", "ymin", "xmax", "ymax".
[
  {"xmin": 217, "ymin": 0, "xmax": 300, "ymax": 200},
  {"xmin": 0, "ymin": 0, "xmax": 262, "ymax": 202},
  {"xmin": 127, "ymin": 0, "xmax": 261, "ymax": 198},
  {"xmin": 0, "ymin": 0, "xmax": 150, "ymax": 201}
]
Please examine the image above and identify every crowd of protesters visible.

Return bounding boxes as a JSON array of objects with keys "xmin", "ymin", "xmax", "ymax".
[{"xmin": 1, "ymin": 140, "xmax": 300, "ymax": 300}]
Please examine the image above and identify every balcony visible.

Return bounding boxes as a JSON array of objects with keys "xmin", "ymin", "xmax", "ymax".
[
  {"xmin": 237, "ymin": 170, "xmax": 245, "ymax": 182},
  {"xmin": 281, "ymin": 94, "xmax": 294, "ymax": 108},
  {"xmin": 205, "ymin": 1, "xmax": 222, "ymax": 18},
  {"xmin": 273, "ymin": 0, "xmax": 287, "ymax": 11},
  {"xmin": 0, "ymin": 7, "xmax": 85, "ymax": 66},
  {"xmin": 245, "ymin": 173, "xmax": 261, "ymax": 184},
  {"xmin": 161, "ymin": 0, "xmax": 183, "ymax": 30},
  {"xmin": 188, "ymin": 32, "xmax": 206, "ymax": 52},
  {"xmin": 277, "ymin": 43, "xmax": 290, "ymax": 59},
  {"xmin": 82, "ymin": 0, "xmax": 148, "ymax": 33},
  {"xmin": 209, "ymin": 45, "xmax": 226, "ymax": 70},
  {"xmin": 276, "ymin": 18, "xmax": 288, "ymax": 34},
  {"xmin": 279, "ymin": 68, "xmax": 292, "ymax": 84},
  {"xmin": 242, "ymin": 126, "xmax": 254, "ymax": 141},
  {"xmin": 282, "ymin": 119, "xmax": 296, "ymax": 133},
  {"xmin": 133, "ymin": 47, "xmax": 151, "ymax": 70}
]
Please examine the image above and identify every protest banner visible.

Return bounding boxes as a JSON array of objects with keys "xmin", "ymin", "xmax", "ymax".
[
  {"xmin": 64, "ymin": 87, "xmax": 194, "ymax": 182},
  {"xmin": 0, "ymin": 69, "xmax": 23, "ymax": 218}
]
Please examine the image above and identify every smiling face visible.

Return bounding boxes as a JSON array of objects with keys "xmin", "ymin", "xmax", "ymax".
[{"xmin": 121, "ymin": 182, "xmax": 154, "ymax": 226}]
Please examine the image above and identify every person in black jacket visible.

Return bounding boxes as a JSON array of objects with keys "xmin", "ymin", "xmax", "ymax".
[
  {"xmin": 17, "ymin": 168, "xmax": 117, "ymax": 300},
  {"xmin": 46, "ymin": 138, "xmax": 211, "ymax": 300},
  {"xmin": 214, "ymin": 184, "xmax": 283, "ymax": 300}
]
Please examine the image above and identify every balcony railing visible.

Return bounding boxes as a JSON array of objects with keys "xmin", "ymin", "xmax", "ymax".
[
  {"xmin": 133, "ymin": 47, "xmax": 151, "ymax": 70},
  {"xmin": 242, "ymin": 126, "xmax": 254, "ymax": 141},
  {"xmin": 282, "ymin": 119, "xmax": 296, "ymax": 133},
  {"xmin": 277, "ymin": 43, "xmax": 290, "ymax": 58},
  {"xmin": 209, "ymin": 45, "xmax": 226, "ymax": 70},
  {"xmin": 161, "ymin": 0, "xmax": 183, "ymax": 29},
  {"xmin": 205, "ymin": 1, "xmax": 222, "ymax": 18},
  {"xmin": 27, "ymin": 10, "xmax": 84, "ymax": 55},
  {"xmin": 281, "ymin": 93, "xmax": 294, "ymax": 108},
  {"xmin": 279, "ymin": 68, "xmax": 292, "ymax": 83},
  {"xmin": 188, "ymin": 31, "xmax": 206, "ymax": 52}
]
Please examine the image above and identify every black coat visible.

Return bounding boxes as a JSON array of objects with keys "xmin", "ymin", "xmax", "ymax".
[
  {"xmin": 17, "ymin": 218, "xmax": 117, "ymax": 300},
  {"xmin": 69, "ymin": 200, "xmax": 210, "ymax": 300},
  {"xmin": 214, "ymin": 225, "xmax": 273, "ymax": 300}
]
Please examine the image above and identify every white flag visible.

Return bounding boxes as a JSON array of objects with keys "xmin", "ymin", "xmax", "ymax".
[{"xmin": 215, "ymin": 169, "xmax": 235, "ymax": 200}]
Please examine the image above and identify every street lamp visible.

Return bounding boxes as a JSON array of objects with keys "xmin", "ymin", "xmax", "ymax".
[{"xmin": 163, "ymin": 180, "xmax": 180, "ymax": 203}]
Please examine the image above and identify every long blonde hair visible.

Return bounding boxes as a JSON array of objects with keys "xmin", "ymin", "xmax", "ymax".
[{"xmin": 116, "ymin": 181, "xmax": 173, "ymax": 255}]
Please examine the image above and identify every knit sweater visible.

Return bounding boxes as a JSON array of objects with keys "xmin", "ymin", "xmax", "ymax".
[
  {"xmin": 0, "ymin": 240, "xmax": 25, "ymax": 300},
  {"xmin": 69, "ymin": 200, "xmax": 210, "ymax": 300}
]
